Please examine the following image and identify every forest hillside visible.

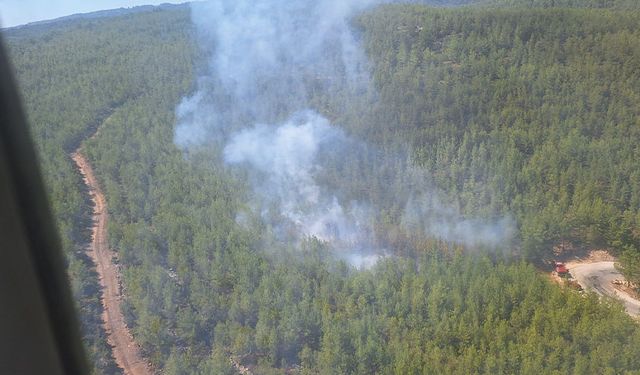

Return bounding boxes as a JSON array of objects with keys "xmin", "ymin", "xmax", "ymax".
[{"xmin": 4, "ymin": 0, "xmax": 640, "ymax": 373}]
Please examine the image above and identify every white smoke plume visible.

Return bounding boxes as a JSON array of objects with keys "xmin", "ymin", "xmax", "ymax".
[
  {"xmin": 223, "ymin": 111, "xmax": 373, "ymax": 245},
  {"xmin": 175, "ymin": 0, "xmax": 516, "ymax": 267}
]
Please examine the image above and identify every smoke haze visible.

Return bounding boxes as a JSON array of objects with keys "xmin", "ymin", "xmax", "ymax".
[
  {"xmin": 175, "ymin": 0, "xmax": 516, "ymax": 267},
  {"xmin": 223, "ymin": 111, "xmax": 372, "ymax": 245}
]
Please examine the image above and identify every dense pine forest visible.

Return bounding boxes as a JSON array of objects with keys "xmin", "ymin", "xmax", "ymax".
[
  {"xmin": 359, "ymin": 5, "xmax": 640, "ymax": 267},
  {"xmin": 4, "ymin": 0, "xmax": 640, "ymax": 373}
]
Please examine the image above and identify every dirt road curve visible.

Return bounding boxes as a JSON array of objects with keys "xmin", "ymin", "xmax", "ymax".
[
  {"xmin": 568, "ymin": 261, "xmax": 640, "ymax": 317},
  {"xmin": 72, "ymin": 150, "xmax": 153, "ymax": 375}
]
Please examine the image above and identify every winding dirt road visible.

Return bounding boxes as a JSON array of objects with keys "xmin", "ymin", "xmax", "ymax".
[
  {"xmin": 568, "ymin": 261, "xmax": 640, "ymax": 317},
  {"xmin": 72, "ymin": 148, "xmax": 152, "ymax": 375}
]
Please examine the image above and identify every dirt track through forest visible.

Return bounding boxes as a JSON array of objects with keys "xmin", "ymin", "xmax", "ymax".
[{"xmin": 72, "ymin": 146, "xmax": 152, "ymax": 375}]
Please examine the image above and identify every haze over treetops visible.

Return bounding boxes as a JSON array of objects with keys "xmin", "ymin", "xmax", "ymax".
[{"xmin": 4, "ymin": 0, "xmax": 640, "ymax": 373}]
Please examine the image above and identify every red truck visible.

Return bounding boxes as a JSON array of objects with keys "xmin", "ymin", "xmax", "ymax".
[{"xmin": 555, "ymin": 262, "xmax": 569, "ymax": 276}]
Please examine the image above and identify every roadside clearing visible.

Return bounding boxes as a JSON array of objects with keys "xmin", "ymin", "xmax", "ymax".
[{"xmin": 559, "ymin": 251, "xmax": 640, "ymax": 318}]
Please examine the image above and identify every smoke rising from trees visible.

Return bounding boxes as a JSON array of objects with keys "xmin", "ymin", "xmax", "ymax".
[{"xmin": 175, "ymin": 0, "xmax": 516, "ymax": 266}]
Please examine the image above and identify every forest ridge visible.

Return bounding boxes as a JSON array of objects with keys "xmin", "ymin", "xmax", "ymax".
[{"xmin": 4, "ymin": 0, "xmax": 640, "ymax": 373}]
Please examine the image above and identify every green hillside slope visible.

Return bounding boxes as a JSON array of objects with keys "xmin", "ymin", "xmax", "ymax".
[
  {"xmin": 358, "ymin": 5, "xmax": 640, "ymax": 267},
  {"xmin": 480, "ymin": 0, "xmax": 640, "ymax": 9},
  {"xmin": 5, "ymin": 6, "xmax": 197, "ymax": 373},
  {"xmin": 5, "ymin": 2, "xmax": 640, "ymax": 374}
]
